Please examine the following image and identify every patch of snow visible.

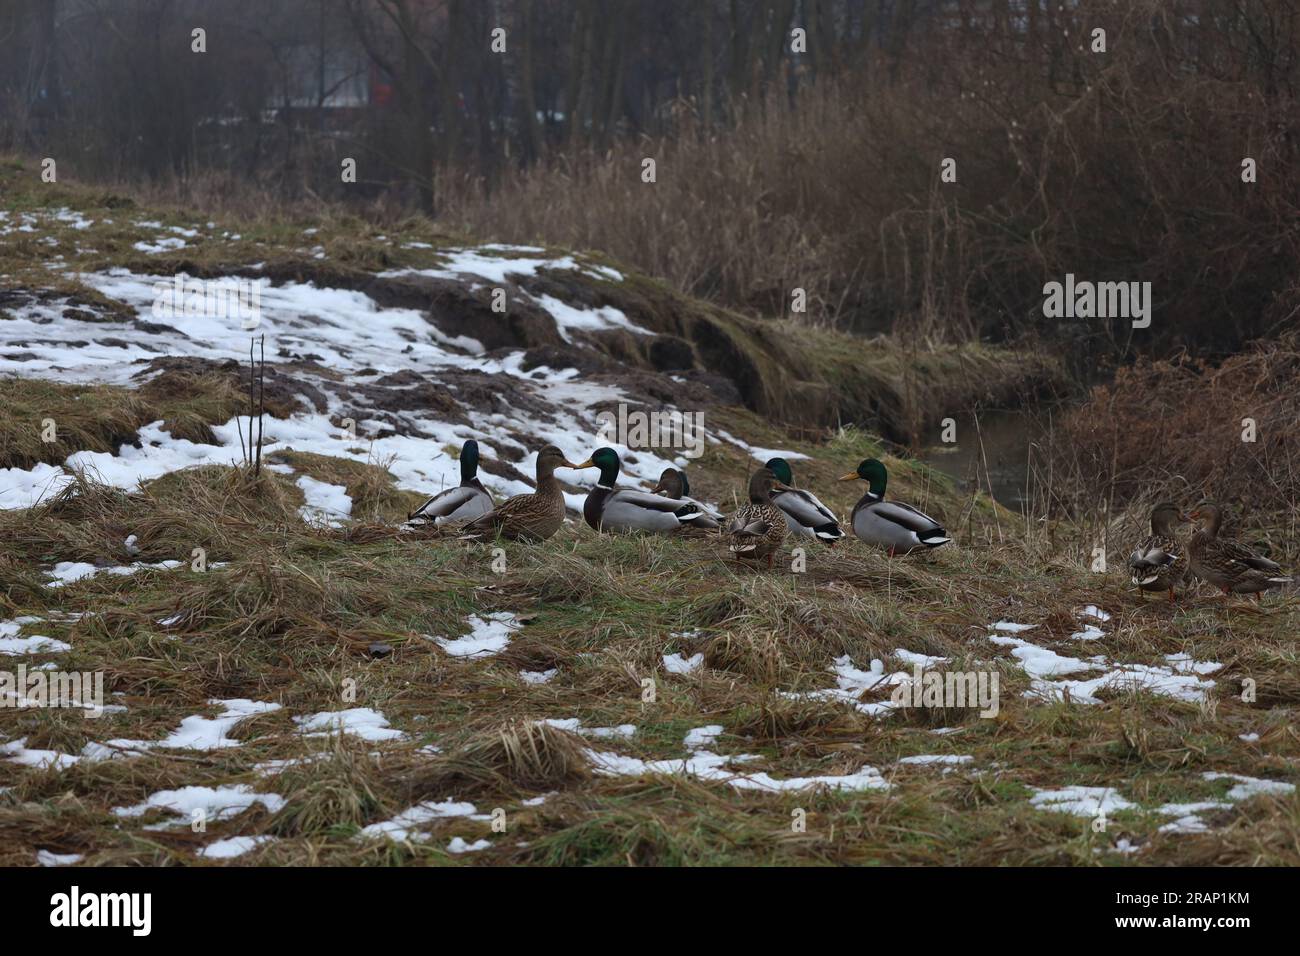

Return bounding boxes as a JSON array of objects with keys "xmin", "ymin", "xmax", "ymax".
[
  {"xmin": 45, "ymin": 558, "xmax": 183, "ymax": 588},
  {"xmin": 588, "ymin": 746, "xmax": 889, "ymax": 793},
  {"xmin": 37, "ymin": 850, "xmax": 84, "ymax": 866},
  {"xmin": 1, "ymin": 738, "xmax": 81, "ymax": 770},
  {"xmin": 683, "ymin": 725, "xmax": 723, "ymax": 750},
  {"xmin": 663, "ymin": 652, "xmax": 704, "ymax": 674},
  {"xmin": 295, "ymin": 475, "xmax": 352, "ymax": 526},
  {"xmin": 446, "ymin": 837, "xmax": 491, "ymax": 854},
  {"xmin": 113, "ymin": 785, "xmax": 285, "ymax": 826},
  {"xmin": 198, "ymin": 835, "xmax": 275, "ymax": 859},
  {"xmin": 104, "ymin": 699, "xmax": 281, "ymax": 753},
  {"xmin": 360, "ymin": 799, "xmax": 481, "ymax": 842},
  {"xmin": 295, "ymin": 707, "xmax": 406, "ymax": 742},
  {"xmin": 432, "ymin": 613, "xmax": 520, "ymax": 659},
  {"xmin": 0, "ymin": 617, "xmax": 71, "ymax": 656},
  {"xmin": 894, "ymin": 648, "xmax": 950, "ymax": 668},
  {"xmin": 1029, "ymin": 786, "xmax": 1136, "ymax": 817},
  {"xmin": 519, "ymin": 668, "xmax": 557, "ymax": 685}
]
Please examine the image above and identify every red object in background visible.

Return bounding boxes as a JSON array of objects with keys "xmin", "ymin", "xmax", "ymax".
[{"xmin": 369, "ymin": 63, "xmax": 394, "ymax": 107}]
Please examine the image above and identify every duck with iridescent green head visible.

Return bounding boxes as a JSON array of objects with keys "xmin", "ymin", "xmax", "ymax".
[
  {"xmin": 763, "ymin": 457, "xmax": 843, "ymax": 543},
  {"xmin": 576, "ymin": 448, "xmax": 717, "ymax": 534},
  {"xmin": 407, "ymin": 439, "xmax": 495, "ymax": 527},
  {"xmin": 838, "ymin": 458, "xmax": 951, "ymax": 555}
]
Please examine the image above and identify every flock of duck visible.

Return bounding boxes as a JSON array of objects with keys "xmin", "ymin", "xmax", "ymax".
[
  {"xmin": 406, "ymin": 440, "xmax": 951, "ymax": 563},
  {"xmin": 407, "ymin": 440, "xmax": 1293, "ymax": 601},
  {"xmin": 1129, "ymin": 502, "xmax": 1293, "ymax": 602}
]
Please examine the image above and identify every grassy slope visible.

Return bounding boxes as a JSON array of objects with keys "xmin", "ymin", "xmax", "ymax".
[
  {"xmin": 0, "ymin": 155, "xmax": 1068, "ymax": 443},
  {"xmin": 1, "ymin": 160, "xmax": 1297, "ymax": 867},
  {"xmin": 1, "ymin": 420, "xmax": 1297, "ymax": 866}
]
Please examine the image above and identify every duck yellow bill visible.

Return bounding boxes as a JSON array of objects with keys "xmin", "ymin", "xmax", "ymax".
[
  {"xmin": 571, "ymin": 458, "xmax": 594, "ymax": 469},
  {"xmin": 837, "ymin": 472, "xmax": 860, "ymax": 482}
]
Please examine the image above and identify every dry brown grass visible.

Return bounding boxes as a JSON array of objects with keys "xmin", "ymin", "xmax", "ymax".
[
  {"xmin": 1047, "ymin": 332, "xmax": 1300, "ymax": 539},
  {"xmin": 435, "ymin": 0, "xmax": 1300, "ymax": 361}
]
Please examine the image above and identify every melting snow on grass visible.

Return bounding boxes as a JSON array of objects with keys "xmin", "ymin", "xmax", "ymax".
[
  {"xmin": 543, "ymin": 717, "xmax": 636, "ymax": 740},
  {"xmin": 295, "ymin": 707, "xmax": 406, "ymax": 742},
  {"xmin": 446, "ymin": 837, "xmax": 492, "ymax": 854},
  {"xmin": 295, "ymin": 475, "xmax": 352, "ymax": 527},
  {"xmin": 781, "ymin": 654, "xmax": 909, "ymax": 718},
  {"xmin": 519, "ymin": 668, "xmax": 557, "ymax": 685},
  {"xmin": 432, "ymin": 613, "xmax": 521, "ymax": 659},
  {"xmin": 359, "ymin": 798, "xmax": 484, "ymax": 842},
  {"xmin": 575, "ymin": 720, "xmax": 888, "ymax": 794},
  {"xmin": 45, "ymin": 558, "xmax": 183, "ymax": 588},
  {"xmin": 985, "ymin": 615, "xmax": 1221, "ymax": 705},
  {"xmin": 1030, "ymin": 786, "xmax": 1136, "ymax": 817},
  {"xmin": 113, "ymin": 785, "xmax": 284, "ymax": 828},
  {"xmin": 36, "ymin": 850, "xmax": 84, "ymax": 867},
  {"xmin": 663, "ymin": 652, "xmax": 704, "ymax": 674},
  {"xmin": 103, "ymin": 699, "xmax": 282, "ymax": 753},
  {"xmin": 198, "ymin": 835, "xmax": 276, "ymax": 859},
  {"xmin": 587, "ymin": 746, "xmax": 890, "ymax": 793},
  {"xmin": 898, "ymin": 754, "xmax": 974, "ymax": 768},
  {"xmin": 1031, "ymin": 771, "xmax": 1294, "ymax": 834},
  {"xmin": 1, "ymin": 738, "xmax": 82, "ymax": 771},
  {"xmin": 0, "ymin": 617, "xmax": 71, "ymax": 656}
]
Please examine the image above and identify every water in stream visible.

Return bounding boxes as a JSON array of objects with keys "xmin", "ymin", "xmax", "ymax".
[{"xmin": 916, "ymin": 408, "xmax": 1047, "ymax": 512}]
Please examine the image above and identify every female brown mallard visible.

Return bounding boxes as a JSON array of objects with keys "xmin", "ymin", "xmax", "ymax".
[
  {"xmin": 651, "ymin": 466, "xmax": 722, "ymax": 528},
  {"xmin": 725, "ymin": 467, "xmax": 791, "ymax": 566},
  {"xmin": 407, "ymin": 439, "xmax": 494, "ymax": 527},
  {"xmin": 459, "ymin": 445, "xmax": 582, "ymax": 542},
  {"xmin": 1188, "ymin": 503, "xmax": 1293, "ymax": 601},
  {"xmin": 1127, "ymin": 502, "xmax": 1189, "ymax": 601}
]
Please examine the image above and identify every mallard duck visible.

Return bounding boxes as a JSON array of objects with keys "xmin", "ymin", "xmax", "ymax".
[
  {"xmin": 1188, "ymin": 502, "xmax": 1293, "ymax": 601},
  {"xmin": 1127, "ymin": 502, "xmax": 1189, "ymax": 601},
  {"xmin": 764, "ymin": 457, "xmax": 844, "ymax": 542},
  {"xmin": 459, "ymin": 445, "xmax": 582, "ymax": 542},
  {"xmin": 837, "ymin": 458, "xmax": 950, "ymax": 555},
  {"xmin": 576, "ymin": 448, "xmax": 717, "ymax": 533},
  {"xmin": 651, "ymin": 467, "xmax": 722, "ymax": 528},
  {"xmin": 407, "ymin": 439, "xmax": 494, "ymax": 526},
  {"xmin": 725, "ymin": 467, "xmax": 790, "ymax": 566}
]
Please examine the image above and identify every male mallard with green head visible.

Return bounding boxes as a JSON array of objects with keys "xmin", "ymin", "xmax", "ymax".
[
  {"xmin": 725, "ymin": 467, "xmax": 791, "ymax": 566},
  {"xmin": 838, "ymin": 458, "xmax": 950, "ymax": 555},
  {"xmin": 1127, "ymin": 502, "xmax": 1189, "ymax": 601},
  {"xmin": 460, "ymin": 444, "xmax": 582, "ymax": 542},
  {"xmin": 1188, "ymin": 502, "xmax": 1293, "ymax": 601},
  {"xmin": 651, "ymin": 466, "xmax": 721, "ymax": 528},
  {"xmin": 407, "ymin": 439, "xmax": 494, "ymax": 526},
  {"xmin": 764, "ymin": 457, "xmax": 844, "ymax": 543},
  {"xmin": 576, "ymin": 448, "xmax": 717, "ymax": 533}
]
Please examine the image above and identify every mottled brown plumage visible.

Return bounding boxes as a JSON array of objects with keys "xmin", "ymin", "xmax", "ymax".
[
  {"xmin": 460, "ymin": 445, "xmax": 580, "ymax": 542},
  {"xmin": 725, "ymin": 468, "xmax": 790, "ymax": 567},
  {"xmin": 1188, "ymin": 503, "xmax": 1293, "ymax": 601},
  {"xmin": 1127, "ymin": 502, "xmax": 1189, "ymax": 600}
]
